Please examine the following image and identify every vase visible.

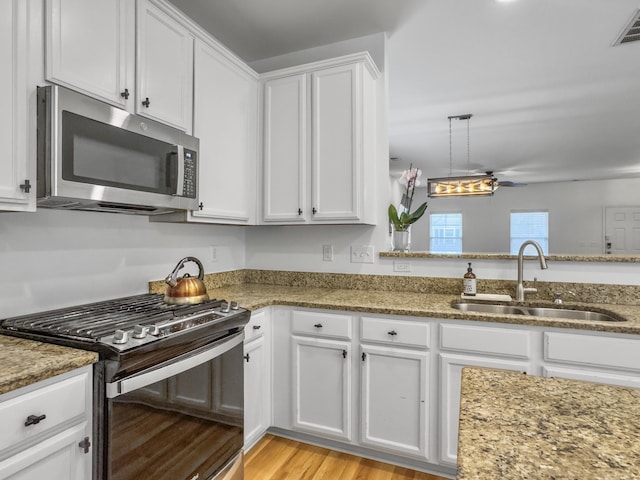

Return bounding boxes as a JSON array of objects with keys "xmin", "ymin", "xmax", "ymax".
[{"xmin": 391, "ymin": 226, "xmax": 411, "ymax": 252}]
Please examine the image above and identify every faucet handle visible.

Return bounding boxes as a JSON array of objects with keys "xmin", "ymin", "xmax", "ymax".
[{"xmin": 553, "ymin": 290, "xmax": 576, "ymax": 304}]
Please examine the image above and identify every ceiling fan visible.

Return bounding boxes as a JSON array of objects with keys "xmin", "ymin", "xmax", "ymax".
[{"xmin": 486, "ymin": 171, "xmax": 528, "ymax": 188}]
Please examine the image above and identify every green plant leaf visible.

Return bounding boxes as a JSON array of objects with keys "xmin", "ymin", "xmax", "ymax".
[
  {"xmin": 388, "ymin": 204, "xmax": 403, "ymax": 230},
  {"xmin": 408, "ymin": 202, "xmax": 428, "ymax": 224}
]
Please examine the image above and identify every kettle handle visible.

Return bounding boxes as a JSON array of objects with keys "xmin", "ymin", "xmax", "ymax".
[{"xmin": 165, "ymin": 256, "xmax": 205, "ymax": 287}]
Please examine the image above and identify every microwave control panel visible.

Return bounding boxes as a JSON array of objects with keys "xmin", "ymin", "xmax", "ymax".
[{"xmin": 183, "ymin": 150, "xmax": 197, "ymax": 198}]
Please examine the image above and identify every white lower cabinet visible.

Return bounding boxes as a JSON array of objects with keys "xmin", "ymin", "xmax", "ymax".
[
  {"xmin": 542, "ymin": 331, "xmax": 640, "ymax": 388},
  {"xmin": 264, "ymin": 307, "xmax": 640, "ymax": 476},
  {"xmin": 243, "ymin": 308, "xmax": 271, "ymax": 450},
  {"xmin": 360, "ymin": 344, "xmax": 429, "ymax": 459},
  {"xmin": 292, "ymin": 335, "xmax": 352, "ymax": 441},
  {"xmin": 0, "ymin": 366, "xmax": 93, "ymax": 480}
]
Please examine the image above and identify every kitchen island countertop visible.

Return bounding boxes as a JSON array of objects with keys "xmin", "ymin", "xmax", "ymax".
[
  {"xmin": 0, "ymin": 335, "xmax": 98, "ymax": 395},
  {"xmin": 457, "ymin": 367, "xmax": 640, "ymax": 479}
]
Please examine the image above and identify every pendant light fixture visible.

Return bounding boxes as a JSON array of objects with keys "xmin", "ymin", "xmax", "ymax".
[{"xmin": 427, "ymin": 114, "xmax": 498, "ymax": 198}]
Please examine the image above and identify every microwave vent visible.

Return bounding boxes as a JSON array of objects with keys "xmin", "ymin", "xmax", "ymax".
[{"xmin": 614, "ymin": 9, "xmax": 640, "ymax": 45}]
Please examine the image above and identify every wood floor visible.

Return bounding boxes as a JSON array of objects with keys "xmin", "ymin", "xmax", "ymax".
[{"xmin": 245, "ymin": 434, "xmax": 449, "ymax": 480}]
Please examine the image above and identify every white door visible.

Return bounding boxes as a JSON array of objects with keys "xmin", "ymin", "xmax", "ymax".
[
  {"xmin": 604, "ymin": 206, "xmax": 640, "ymax": 254},
  {"xmin": 0, "ymin": 0, "xmax": 33, "ymax": 211},
  {"xmin": 292, "ymin": 336, "xmax": 352, "ymax": 441},
  {"xmin": 45, "ymin": 0, "xmax": 134, "ymax": 108},
  {"xmin": 136, "ymin": 0, "xmax": 193, "ymax": 131},
  {"xmin": 439, "ymin": 353, "xmax": 530, "ymax": 465},
  {"xmin": 311, "ymin": 64, "xmax": 361, "ymax": 221},
  {"xmin": 360, "ymin": 345, "xmax": 429, "ymax": 459},
  {"xmin": 192, "ymin": 39, "xmax": 257, "ymax": 224},
  {"xmin": 0, "ymin": 423, "xmax": 90, "ymax": 480},
  {"xmin": 244, "ymin": 336, "xmax": 268, "ymax": 448},
  {"xmin": 262, "ymin": 74, "xmax": 308, "ymax": 223}
]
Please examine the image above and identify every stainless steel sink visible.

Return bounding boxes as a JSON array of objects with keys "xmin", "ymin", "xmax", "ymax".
[
  {"xmin": 451, "ymin": 303, "xmax": 528, "ymax": 315},
  {"xmin": 452, "ymin": 303, "xmax": 624, "ymax": 322}
]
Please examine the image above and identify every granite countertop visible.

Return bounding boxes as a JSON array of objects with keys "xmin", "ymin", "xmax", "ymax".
[
  {"xmin": 457, "ymin": 367, "xmax": 640, "ymax": 479},
  {"xmin": 0, "ymin": 335, "xmax": 98, "ymax": 396},
  {"xmin": 196, "ymin": 284, "xmax": 640, "ymax": 335}
]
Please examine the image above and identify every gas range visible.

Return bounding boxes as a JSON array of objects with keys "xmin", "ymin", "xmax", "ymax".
[{"xmin": 0, "ymin": 293, "xmax": 249, "ymax": 356}]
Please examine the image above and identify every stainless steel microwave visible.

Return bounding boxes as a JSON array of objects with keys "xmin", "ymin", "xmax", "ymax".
[{"xmin": 37, "ymin": 85, "xmax": 199, "ymax": 215}]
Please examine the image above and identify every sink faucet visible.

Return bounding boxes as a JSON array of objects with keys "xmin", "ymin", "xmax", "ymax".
[{"xmin": 516, "ymin": 240, "xmax": 548, "ymax": 301}]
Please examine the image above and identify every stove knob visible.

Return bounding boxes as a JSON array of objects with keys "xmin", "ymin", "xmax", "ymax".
[
  {"xmin": 147, "ymin": 325, "xmax": 161, "ymax": 336},
  {"xmin": 132, "ymin": 325, "xmax": 147, "ymax": 339},
  {"xmin": 113, "ymin": 329, "xmax": 129, "ymax": 345},
  {"xmin": 220, "ymin": 302, "xmax": 230, "ymax": 313},
  {"xmin": 230, "ymin": 301, "xmax": 239, "ymax": 310}
]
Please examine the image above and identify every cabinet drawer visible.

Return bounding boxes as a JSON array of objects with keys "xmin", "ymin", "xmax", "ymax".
[
  {"xmin": 360, "ymin": 317, "xmax": 429, "ymax": 348},
  {"xmin": 545, "ymin": 332, "xmax": 640, "ymax": 372},
  {"xmin": 245, "ymin": 309, "xmax": 267, "ymax": 342},
  {"xmin": 292, "ymin": 311, "xmax": 352, "ymax": 339},
  {"xmin": 440, "ymin": 323, "xmax": 531, "ymax": 358},
  {"xmin": 0, "ymin": 371, "xmax": 89, "ymax": 453}
]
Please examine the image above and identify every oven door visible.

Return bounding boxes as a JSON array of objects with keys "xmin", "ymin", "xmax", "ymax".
[{"xmin": 104, "ymin": 332, "xmax": 244, "ymax": 480}]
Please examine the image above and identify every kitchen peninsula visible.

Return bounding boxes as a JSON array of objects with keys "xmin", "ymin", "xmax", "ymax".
[{"xmin": 457, "ymin": 367, "xmax": 640, "ymax": 479}]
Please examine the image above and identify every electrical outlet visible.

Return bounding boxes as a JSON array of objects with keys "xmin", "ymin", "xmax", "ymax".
[
  {"xmin": 350, "ymin": 245, "xmax": 375, "ymax": 264},
  {"xmin": 210, "ymin": 246, "xmax": 217, "ymax": 262},
  {"xmin": 394, "ymin": 261, "xmax": 411, "ymax": 272},
  {"xmin": 322, "ymin": 244, "xmax": 333, "ymax": 261}
]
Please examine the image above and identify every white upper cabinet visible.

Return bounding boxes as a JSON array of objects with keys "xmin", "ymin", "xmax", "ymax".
[
  {"xmin": 261, "ymin": 53, "xmax": 379, "ymax": 225},
  {"xmin": 190, "ymin": 38, "xmax": 257, "ymax": 224},
  {"xmin": 136, "ymin": 0, "xmax": 193, "ymax": 132},
  {"xmin": 263, "ymin": 74, "xmax": 307, "ymax": 222},
  {"xmin": 0, "ymin": 0, "xmax": 34, "ymax": 212},
  {"xmin": 45, "ymin": 0, "xmax": 134, "ymax": 108},
  {"xmin": 45, "ymin": 0, "xmax": 193, "ymax": 132}
]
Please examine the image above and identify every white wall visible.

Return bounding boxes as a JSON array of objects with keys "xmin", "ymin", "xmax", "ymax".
[{"xmin": 0, "ymin": 209, "xmax": 246, "ymax": 317}]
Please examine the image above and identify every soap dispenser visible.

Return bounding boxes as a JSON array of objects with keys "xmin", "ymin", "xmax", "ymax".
[{"xmin": 463, "ymin": 262, "xmax": 477, "ymax": 296}]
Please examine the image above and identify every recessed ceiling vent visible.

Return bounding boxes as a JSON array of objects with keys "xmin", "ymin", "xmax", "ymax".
[{"xmin": 614, "ymin": 9, "xmax": 640, "ymax": 45}]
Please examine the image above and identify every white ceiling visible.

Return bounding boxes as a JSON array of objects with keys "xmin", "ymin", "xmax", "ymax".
[{"xmin": 168, "ymin": 0, "xmax": 640, "ymax": 184}]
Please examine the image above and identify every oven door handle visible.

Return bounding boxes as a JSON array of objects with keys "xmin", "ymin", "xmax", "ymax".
[{"xmin": 105, "ymin": 331, "xmax": 244, "ymax": 399}]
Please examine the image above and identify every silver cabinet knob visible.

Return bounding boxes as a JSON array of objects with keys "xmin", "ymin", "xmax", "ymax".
[
  {"xmin": 132, "ymin": 325, "xmax": 147, "ymax": 339},
  {"xmin": 113, "ymin": 329, "xmax": 129, "ymax": 344}
]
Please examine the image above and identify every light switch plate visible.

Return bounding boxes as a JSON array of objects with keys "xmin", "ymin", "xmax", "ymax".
[{"xmin": 350, "ymin": 245, "xmax": 375, "ymax": 263}]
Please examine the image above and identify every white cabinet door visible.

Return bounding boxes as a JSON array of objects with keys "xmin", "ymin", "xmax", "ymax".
[
  {"xmin": 191, "ymin": 38, "xmax": 257, "ymax": 224},
  {"xmin": 136, "ymin": 0, "xmax": 193, "ymax": 132},
  {"xmin": 262, "ymin": 74, "xmax": 307, "ymax": 222},
  {"xmin": 292, "ymin": 336, "xmax": 352, "ymax": 441},
  {"xmin": 244, "ymin": 336, "xmax": 269, "ymax": 449},
  {"xmin": 45, "ymin": 0, "xmax": 134, "ymax": 108},
  {"xmin": 0, "ymin": 0, "xmax": 33, "ymax": 211},
  {"xmin": 310, "ymin": 63, "xmax": 361, "ymax": 221},
  {"xmin": 439, "ymin": 353, "xmax": 530, "ymax": 466},
  {"xmin": 360, "ymin": 344, "xmax": 429, "ymax": 459},
  {"xmin": 0, "ymin": 423, "xmax": 90, "ymax": 480}
]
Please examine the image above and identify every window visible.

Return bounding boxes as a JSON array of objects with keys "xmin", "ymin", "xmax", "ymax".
[
  {"xmin": 430, "ymin": 213, "xmax": 462, "ymax": 253},
  {"xmin": 510, "ymin": 212, "xmax": 549, "ymax": 255}
]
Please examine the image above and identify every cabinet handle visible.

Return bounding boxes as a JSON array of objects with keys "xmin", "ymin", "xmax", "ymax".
[
  {"xmin": 312, "ymin": 207, "xmax": 317, "ymax": 215},
  {"xmin": 298, "ymin": 208, "xmax": 302, "ymax": 215},
  {"xmin": 362, "ymin": 352, "xmax": 366, "ymax": 361},
  {"xmin": 342, "ymin": 350, "xmax": 347, "ymax": 359},
  {"xmin": 244, "ymin": 353, "xmax": 250, "ymax": 362},
  {"xmin": 120, "ymin": 88, "xmax": 130, "ymax": 100},
  {"xmin": 19, "ymin": 179, "xmax": 31, "ymax": 193},
  {"xmin": 313, "ymin": 323, "xmax": 323, "ymax": 328},
  {"xmin": 25, "ymin": 414, "xmax": 46, "ymax": 427},
  {"xmin": 388, "ymin": 330, "xmax": 398, "ymax": 336},
  {"xmin": 198, "ymin": 202, "xmax": 204, "ymax": 210},
  {"xmin": 252, "ymin": 325, "xmax": 261, "ymax": 330},
  {"xmin": 142, "ymin": 97, "xmax": 150, "ymax": 108},
  {"xmin": 78, "ymin": 436, "xmax": 91, "ymax": 454}
]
